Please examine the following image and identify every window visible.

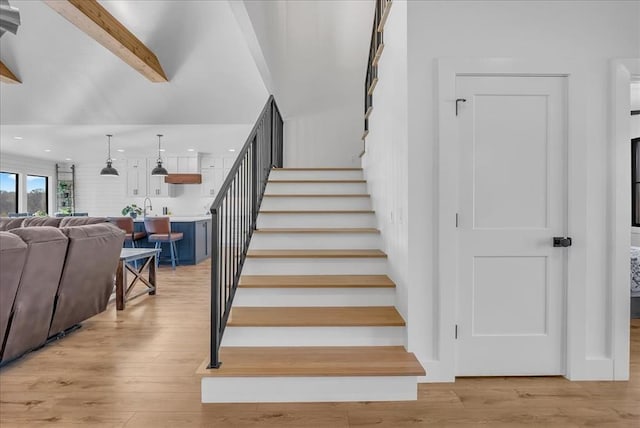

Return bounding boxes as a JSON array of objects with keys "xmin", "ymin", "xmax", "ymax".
[
  {"xmin": 0, "ymin": 172, "xmax": 18, "ymax": 216},
  {"xmin": 27, "ymin": 175, "xmax": 48, "ymax": 214},
  {"xmin": 633, "ymin": 138, "xmax": 640, "ymax": 227}
]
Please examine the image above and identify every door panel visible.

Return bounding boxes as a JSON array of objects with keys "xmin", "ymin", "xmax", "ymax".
[
  {"xmin": 456, "ymin": 75, "xmax": 567, "ymax": 376},
  {"xmin": 473, "ymin": 94, "xmax": 549, "ymax": 229}
]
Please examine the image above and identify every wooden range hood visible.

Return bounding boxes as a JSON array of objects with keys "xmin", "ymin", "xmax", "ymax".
[{"xmin": 164, "ymin": 174, "xmax": 202, "ymax": 184}]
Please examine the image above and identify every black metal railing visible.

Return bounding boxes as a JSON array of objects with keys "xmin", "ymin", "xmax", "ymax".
[
  {"xmin": 363, "ymin": 0, "xmax": 391, "ymax": 148},
  {"xmin": 208, "ymin": 96, "xmax": 283, "ymax": 368}
]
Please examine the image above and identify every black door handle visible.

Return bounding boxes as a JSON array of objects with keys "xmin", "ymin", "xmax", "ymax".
[{"xmin": 553, "ymin": 237, "xmax": 572, "ymax": 247}]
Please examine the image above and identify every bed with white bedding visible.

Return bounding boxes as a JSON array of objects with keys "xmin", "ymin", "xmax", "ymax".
[{"xmin": 631, "ymin": 247, "xmax": 640, "ymax": 318}]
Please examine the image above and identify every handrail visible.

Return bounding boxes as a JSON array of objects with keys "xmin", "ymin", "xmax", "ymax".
[
  {"xmin": 363, "ymin": 0, "xmax": 391, "ymax": 150},
  {"xmin": 208, "ymin": 95, "xmax": 283, "ymax": 368}
]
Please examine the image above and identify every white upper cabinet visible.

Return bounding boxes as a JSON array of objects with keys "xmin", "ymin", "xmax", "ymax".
[{"xmin": 126, "ymin": 158, "xmax": 147, "ymax": 197}]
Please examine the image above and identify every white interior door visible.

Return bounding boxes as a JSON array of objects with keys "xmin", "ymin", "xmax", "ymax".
[{"xmin": 455, "ymin": 75, "xmax": 567, "ymax": 376}]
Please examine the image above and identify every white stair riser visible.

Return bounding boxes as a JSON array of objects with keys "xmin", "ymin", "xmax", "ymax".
[
  {"xmin": 250, "ymin": 233, "xmax": 381, "ymax": 249},
  {"xmin": 269, "ymin": 170, "xmax": 363, "ymax": 180},
  {"xmin": 221, "ymin": 326, "xmax": 404, "ymax": 347},
  {"xmin": 260, "ymin": 196, "xmax": 371, "ymax": 210},
  {"xmin": 202, "ymin": 376, "xmax": 418, "ymax": 403},
  {"xmin": 266, "ymin": 182, "xmax": 367, "ymax": 194},
  {"xmin": 257, "ymin": 213, "xmax": 377, "ymax": 228},
  {"xmin": 233, "ymin": 287, "xmax": 395, "ymax": 307},
  {"xmin": 242, "ymin": 258, "xmax": 387, "ymax": 275}
]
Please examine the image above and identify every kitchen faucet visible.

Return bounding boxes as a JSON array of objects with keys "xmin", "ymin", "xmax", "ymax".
[{"xmin": 143, "ymin": 197, "xmax": 152, "ymax": 218}]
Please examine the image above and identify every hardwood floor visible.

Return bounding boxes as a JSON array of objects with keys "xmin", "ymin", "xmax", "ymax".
[{"xmin": 1, "ymin": 260, "xmax": 639, "ymax": 427}]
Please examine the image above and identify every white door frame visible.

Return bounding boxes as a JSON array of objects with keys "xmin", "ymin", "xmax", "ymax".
[
  {"xmin": 610, "ymin": 59, "xmax": 640, "ymax": 380},
  {"xmin": 437, "ymin": 58, "xmax": 590, "ymax": 380}
]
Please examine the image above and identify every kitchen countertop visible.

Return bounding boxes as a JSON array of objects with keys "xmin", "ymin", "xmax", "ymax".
[{"xmin": 133, "ymin": 216, "xmax": 211, "ymax": 222}]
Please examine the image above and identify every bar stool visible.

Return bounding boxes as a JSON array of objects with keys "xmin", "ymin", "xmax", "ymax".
[
  {"xmin": 110, "ymin": 216, "xmax": 146, "ymax": 248},
  {"xmin": 143, "ymin": 217, "xmax": 183, "ymax": 269}
]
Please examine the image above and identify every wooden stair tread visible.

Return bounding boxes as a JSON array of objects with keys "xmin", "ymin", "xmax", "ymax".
[
  {"xmin": 254, "ymin": 228, "xmax": 380, "ymax": 234},
  {"xmin": 246, "ymin": 249, "xmax": 387, "ymax": 258},
  {"xmin": 274, "ymin": 168, "xmax": 362, "ymax": 171},
  {"xmin": 268, "ymin": 180, "xmax": 366, "ymax": 183},
  {"xmin": 263, "ymin": 194, "xmax": 370, "ymax": 197},
  {"xmin": 259, "ymin": 210, "xmax": 375, "ymax": 214},
  {"xmin": 198, "ymin": 346, "xmax": 425, "ymax": 377},
  {"xmin": 239, "ymin": 275, "xmax": 395, "ymax": 288},
  {"xmin": 228, "ymin": 306, "xmax": 405, "ymax": 327}
]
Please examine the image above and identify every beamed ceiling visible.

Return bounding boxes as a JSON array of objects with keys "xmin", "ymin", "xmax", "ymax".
[{"xmin": 0, "ymin": 0, "xmax": 268, "ymax": 161}]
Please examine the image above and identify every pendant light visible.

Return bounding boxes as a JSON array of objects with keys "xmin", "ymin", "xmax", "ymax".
[
  {"xmin": 100, "ymin": 134, "xmax": 119, "ymax": 176},
  {"xmin": 151, "ymin": 134, "xmax": 169, "ymax": 176}
]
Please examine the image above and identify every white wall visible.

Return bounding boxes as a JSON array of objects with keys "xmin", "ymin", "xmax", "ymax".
[
  {"xmin": 284, "ymin": 105, "xmax": 363, "ymax": 168},
  {"xmin": 361, "ymin": 0, "xmax": 410, "ymax": 341},
  {"xmin": 237, "ymin": 0, "xmax": 373, "ymax": 167},
  {"xmin": 0, "ymin": 153, "xmax": 56, "ymax": 215},
  {"xmin": 74, "ymin": 159, "xmax": 216, "ymax": 217},
  {"xmin": 363, "ymin": 0, "xmax": 639, "ymax": 381}
]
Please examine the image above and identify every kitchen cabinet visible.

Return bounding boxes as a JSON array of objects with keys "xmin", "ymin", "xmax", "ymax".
[
  {"xmin": 148, "ymin": 173, "xmax": 170, "ymax": 197},
  {"xmin": 194, "ymin": 219, "xmax": 211, "ymax": 263},
  {"xmin": 201, "ymin": 166, "xmax": 224, "ymax": 197},
  {"xmin": 200, "ymin": 156, "xmax": 232, "ymax": 197},
  {"xmin": 126, "ymin": 159, "xmax": 147, "ymax": 197},
  {"xmin": 178, "ymin": 156, "xmax": 199, "ymax": 173}
]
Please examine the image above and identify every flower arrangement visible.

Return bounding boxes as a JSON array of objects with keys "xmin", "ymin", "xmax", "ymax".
[{"xmin": 121, "ymin": 204, "xmax": 143, "ymax": 218}]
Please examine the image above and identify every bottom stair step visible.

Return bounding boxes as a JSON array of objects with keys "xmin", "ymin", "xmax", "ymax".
[
  {"xmin": 199, "ymin": 346, "xmax": 425, "ymax": 403},
  {"xmin": 199, "ymin": 346, "xmax": 424, "ymax": 377}
]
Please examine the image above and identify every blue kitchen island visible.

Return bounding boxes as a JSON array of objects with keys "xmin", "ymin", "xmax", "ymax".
[{"xmin": 132, "ymin": 216, "xmax": 212, "ymax": 265}]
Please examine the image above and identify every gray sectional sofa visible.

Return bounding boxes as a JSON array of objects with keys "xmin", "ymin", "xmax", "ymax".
[{"xmin": 0, "ymin": 217, "xmax": 125, "ymax": 365}]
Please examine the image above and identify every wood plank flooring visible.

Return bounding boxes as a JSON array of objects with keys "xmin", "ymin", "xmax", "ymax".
[{"xmin": 1, "ymin": 259, "xmax": 639, "ymax": 427}]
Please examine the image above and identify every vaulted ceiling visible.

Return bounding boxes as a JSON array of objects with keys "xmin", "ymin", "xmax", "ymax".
[
  {"xmin": 0, "ymin": 0, "xmax": 268, "ymax": 160},
  {"xmin": 0, "ymin": 0, "xmax": 375, "ymax": 163}
]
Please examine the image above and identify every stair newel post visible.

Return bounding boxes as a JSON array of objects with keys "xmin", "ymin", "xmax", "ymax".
[{"xmin": 208, "ymin": 206, "xmax": 221, "ymax": 369}]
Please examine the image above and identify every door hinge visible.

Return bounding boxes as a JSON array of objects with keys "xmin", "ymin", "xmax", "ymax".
[
  {"xmin": 455, "ymin": 213, "xmax": 459, "ymax": 228},
  {"xmin": 455, "ymin": 324, "xmax": 458, "ymax": 339}
]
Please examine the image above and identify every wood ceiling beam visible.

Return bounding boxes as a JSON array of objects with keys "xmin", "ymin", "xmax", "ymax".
[
  {"xmin": 43, "ymin": 0, "xmax": 168, "ymax": 82},
  {"xmin": 0, "ymin": 60, "xmax": 21, "ymax": 84}
]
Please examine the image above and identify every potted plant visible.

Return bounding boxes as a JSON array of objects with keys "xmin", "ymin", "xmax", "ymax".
[{"xmin": 122, "ymin": 204, "xmax": 143, "ymax": 219}]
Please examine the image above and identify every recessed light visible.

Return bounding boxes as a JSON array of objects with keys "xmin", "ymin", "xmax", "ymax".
[
  {"xmin": 160, "ymin": 149, "xmax": 166, "ymax": 152},
  {"xmin": 13, "ymin": 136, "xmax": 23, "ymax": 140},
  {"xmin": 65, "ymin": 158, "xmax": 72, "ymax": 161},
  {"xmin": 44, "ymin": 149, "xmax": 51, "ymax": 152},
  {"xmin": 117, "ymin": 149, "xmax": 125, "ymax": 152},
  {"xmin": 187, "ymin": 149, "xmax": 195, "ymax": 152},
  {"xmin": 228, "ymin": 149, "xmax": 236, "ymax": 152}
]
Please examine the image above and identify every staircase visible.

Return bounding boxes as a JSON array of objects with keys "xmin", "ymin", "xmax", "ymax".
[{"xmin": 199, "ymin": 168, "xmax": 424, "ymax": 403}]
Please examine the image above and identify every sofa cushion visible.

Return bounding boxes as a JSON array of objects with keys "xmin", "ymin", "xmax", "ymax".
[
  {"xmin": 0, "ymin": 217, "xmax": 25, "ymax": 231},
  {"xmin": 49, "ymin": 223, "xmax": 125, "ymax": 335},
  {"xmin": 21, "ymin": 217, "xmax": 63, "ymax": 228},
  {"xmin": 59, "ymin": 217, "xmax": 107, "ymax": 227},
  {"xmin": 0, "ymin": 232, "xmax": 28, "ymax": 355},
  {"xmin": 2, "ymin": 227, "xmax": 68, "ymax": 362}
]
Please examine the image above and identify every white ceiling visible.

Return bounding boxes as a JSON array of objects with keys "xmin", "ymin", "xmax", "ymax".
[
  {"xmin": 0, "ymin": 0, "xmax": 268, "ymax": 161},
  {"xmin": 242, "ymin": 0, "xmax": 374, "ymax": 117}
]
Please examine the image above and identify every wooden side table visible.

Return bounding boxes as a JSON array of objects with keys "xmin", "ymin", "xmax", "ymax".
[{"xmin": 116, "ymin": 248, "xmax": 161, "ymax": 310}]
